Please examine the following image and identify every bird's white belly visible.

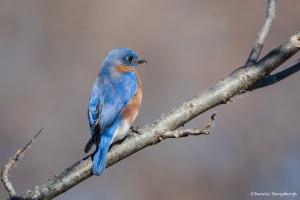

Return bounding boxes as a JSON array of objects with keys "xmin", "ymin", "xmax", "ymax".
[{"xmin": 111, "ymin": 119, "xmax": 131, "ymax": 144}]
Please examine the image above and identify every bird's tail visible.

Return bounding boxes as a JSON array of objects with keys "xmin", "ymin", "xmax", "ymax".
[{"xmin": 92, "ymin": 135, "xmax": 110, "ymax": 175}]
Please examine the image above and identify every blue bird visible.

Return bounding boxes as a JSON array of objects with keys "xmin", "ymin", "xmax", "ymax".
[{"xmin": 85, "ymin": 48, "xmax": 146, "ymax": 175}]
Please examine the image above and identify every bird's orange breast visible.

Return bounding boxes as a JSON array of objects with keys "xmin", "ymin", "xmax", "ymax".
[{"xmin": 121, "ymin": 75, "xmax": 142, "ymax": 125}]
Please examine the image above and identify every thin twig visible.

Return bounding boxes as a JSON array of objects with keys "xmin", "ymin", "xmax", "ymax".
[
  {"xmin": 154, "ymin": 112, "xmax": 216, "ymax": 144},
  {"xmin": 1, "ymin": 128, "xmax": 44, "ymax": 197},
  {"xmin": 246, "ymin": 0, "xmax": 277, "ymax": 65},
  {"xmin": 252, "ymin": 59, "xmax": 300, "ymax": 90}
]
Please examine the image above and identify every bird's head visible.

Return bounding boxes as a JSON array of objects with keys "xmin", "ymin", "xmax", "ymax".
[{"xmin": 101, "ymin": 48, "xmax": 146, "ymax": 73}]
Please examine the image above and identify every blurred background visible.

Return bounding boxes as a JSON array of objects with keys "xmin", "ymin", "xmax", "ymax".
[{"xmin": 1, "ymin": 0, "xmax": 299, "ymax": 199}]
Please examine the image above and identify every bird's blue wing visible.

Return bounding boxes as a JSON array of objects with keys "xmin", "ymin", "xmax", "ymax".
[{"xmin": 85, "ymin": 78, "xmax": 102, "ymax": 153}]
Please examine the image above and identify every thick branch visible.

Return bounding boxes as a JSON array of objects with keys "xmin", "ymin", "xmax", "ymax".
[
  {"xmin": 18, "ymin": 31, "xmax": 300, "ymax": 200},
  {"xmin": 246, "ymin": 0, "xmax": 277, "ymax": 65}
]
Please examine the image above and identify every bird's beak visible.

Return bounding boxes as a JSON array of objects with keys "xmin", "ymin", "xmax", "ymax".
[{"xmin": 137, "ymin": 59, "xmax": 147, "ymax": 64}]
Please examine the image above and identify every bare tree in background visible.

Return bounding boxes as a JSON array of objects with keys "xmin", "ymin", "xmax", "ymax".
[{"xmin": 2, "ymin": 0, "xmax": 300, "ymax": 199}]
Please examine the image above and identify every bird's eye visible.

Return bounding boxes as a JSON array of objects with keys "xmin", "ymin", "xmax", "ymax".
[{"xmin": 126, "ymin": 56, "xmax": 133, "ymax": 62}]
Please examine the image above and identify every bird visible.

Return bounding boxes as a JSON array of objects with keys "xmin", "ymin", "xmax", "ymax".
[{"xmin": 85, "ymin": 48, "xmax": 146, "ymax": 175}]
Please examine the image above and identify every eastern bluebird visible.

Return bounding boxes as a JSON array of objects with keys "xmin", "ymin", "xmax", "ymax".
[{"xmin": 85, "ymin": 48, "xmax": 146, "ymax": 175}]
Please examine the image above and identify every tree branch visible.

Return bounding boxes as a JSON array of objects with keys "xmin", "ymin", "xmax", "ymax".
[{"xmin": 246, "ymin": 0, "xmax": 277, "ymax": 65}]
